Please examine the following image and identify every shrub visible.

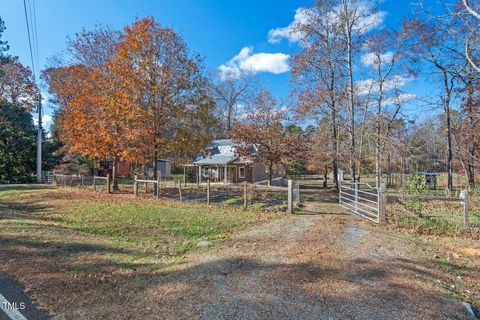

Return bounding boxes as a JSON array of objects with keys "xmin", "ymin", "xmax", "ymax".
[{"xmin": 401, "ymin": 173, "xmax": 430, "ymax": 216}]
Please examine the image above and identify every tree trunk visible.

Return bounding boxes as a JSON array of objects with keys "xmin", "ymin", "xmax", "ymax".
[
  {"xmin": 346, "ymin": 28, "xmax": 356, "ymax": 182},
  {"xmin": 331, "ymin": 92, "xmax": 339, "ymax": 190},
  {"xmin": 227, "ymin": 103, "xmax": 234, "ymax": 133},
  {"xmin": 112, "ymin": 156, "xmax": 119, "ymax": 191},
  {"xmin": 153, "ymin": 150, "xmax": 158, "ymax": 180},
  {"xmin": 328, "ymin": 56, "xmax": 339, "ymax": 191},
  {"xmin": 467, "ymin": 143, "xmax": 476, "ymax": 188},
  {"xmin": 375, "ymin": 83, "xmax": 383, "ymax": 189},
  {"xmin": 466, "ymin": 81, "xmax": 476, "ymax": 188},
  {"xmin": 268, "ymin": 163, "xmax": 273, "ymax": 186},
  {"xmin": 323, "ymin": 167, "xmax": 328, "ymax": 189},
  {"xmin": 445, "ymin": 96, "xmax": 453, "ymax": 191}
]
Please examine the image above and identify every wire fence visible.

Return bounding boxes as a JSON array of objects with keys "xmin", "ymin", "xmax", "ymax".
[{"xmin": 44, "ymin": 173, "xmax": 292, "ymax": 212}]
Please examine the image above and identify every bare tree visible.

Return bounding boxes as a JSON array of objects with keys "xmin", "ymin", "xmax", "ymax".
[
  {"xmin": 335, "ymin": 0, "xmax": 384, "ymax": 181},
  {"xmin": 415, "ymin": 15, "xmax": 463, "ymax": 191},
  {"xmin": 291, "ymin": 0, "xmax": 344, "ymax": 190},
  {"xmin": 363, "ymin": 23, "xmax": 415, "ymax": 187},
  {"xmin": 463, "ymin": 0, "xmax": 480, "ymax": 72},
  {"xmin": 209, "ymin": 71, "xmax": 255, "ymax": 135}
]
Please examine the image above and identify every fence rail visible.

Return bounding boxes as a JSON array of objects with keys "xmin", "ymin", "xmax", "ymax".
[{"xmin": 45, "ymin": 175, "xmax": 307, "ymax": 214}]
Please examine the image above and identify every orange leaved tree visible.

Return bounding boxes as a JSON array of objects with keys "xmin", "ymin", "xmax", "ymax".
[
  {"xmin": 44, "ymin": 27, "xmax": 151, "ymax": 190},
  {"xmin": 232, "ymin": 91, "xmax": 305, "ymax": 185},
  {"xmin": 113, "ymin": 18, "xmax": 215, "ymax": 176}
]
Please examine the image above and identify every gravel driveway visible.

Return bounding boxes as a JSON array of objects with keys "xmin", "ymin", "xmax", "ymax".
[{"xmin": 147, "ymin": 210, "xmax": 472, "ymax": 319}]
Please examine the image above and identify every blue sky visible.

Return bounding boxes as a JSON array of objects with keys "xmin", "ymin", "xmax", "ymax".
[{"xmin": 2, "ymin": 0, "xmax": 440, "ymax": 130}]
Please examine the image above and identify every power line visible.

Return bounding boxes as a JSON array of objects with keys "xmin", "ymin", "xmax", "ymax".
[
  {"xmin": 32, "ymin": 0, "xmax": 40, "ymax": 76},
  {"xmin": 23, "ymin": 0, "xmax": 42, "ymax": 183},
  {"xmin": 22, "ymin": 0, "xmax": 36, "ymax": 79}
]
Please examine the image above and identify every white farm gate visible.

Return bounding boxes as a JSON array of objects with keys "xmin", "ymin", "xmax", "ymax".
[{"xmin": 339, "ymin": 181, "xmax": 386, "ymax": 223}]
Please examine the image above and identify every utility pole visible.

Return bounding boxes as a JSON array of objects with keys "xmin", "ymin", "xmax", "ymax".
[{"xmin": 36, "ymin": 93, "xmax": 42, "ymax": 183}]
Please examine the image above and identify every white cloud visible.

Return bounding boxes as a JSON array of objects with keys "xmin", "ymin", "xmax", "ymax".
[
  {"xmin": 267, "ymin": 2, "xmax": 386, "ymax": 44},
  {"xmin": 353, "ymin": 6, "xmax": 387, "ymax": 34},
  {"xmin": 268, "ymin": 8, "xmax": 311, "ymax": 44},
  {"xmin": 219, "ymin": 47, "xmax": 290, "ymax": 79},
  {"xmin": 361, "ymin": 51, "xmax": 394, "ymax": 66},
  {"xmin": 356, "ymin": 75, "xmax": 414, "ymax": 96},
  {"xmin": 383, "ymin": 93, "xmax": 417, "ymax": 106}
]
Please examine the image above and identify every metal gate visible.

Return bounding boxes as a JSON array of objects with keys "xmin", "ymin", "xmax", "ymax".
[{"xmin": 339, "ymin": 181, "xmax": 380, "ymax": 223}]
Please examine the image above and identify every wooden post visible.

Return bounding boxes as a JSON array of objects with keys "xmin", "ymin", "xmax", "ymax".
[
  {"xmin": 463, "ymin": 190, "xmax": 469, "ymax": 229},
  {"xmin": 379, "ymin": 183, "xmax": 387, "ymax": 223},
  {"xmin": 288, "ymin": 179, "xmax": 293, "ymax": 214},
  {"xmin": 106, "ymin": 173, "xmax": 111, "ymax": 194},
  {"xmin": 198, "ymin": 165, "xmax": 202, "ymax": 185},
  {"xmin": 207, "ymin": 177, "xmax": 210, "ymax": 205},
  {"xmin": 178, "ymin": 183, "xmax": 183, "ymax": 202},
  {"xmin": 183, "ymin": 166, "xmax": 186, "ymax": 188},
  {"xmin": 243, "ymin": 181, "xmax": 247, "ymax": 210},
  {"xmin": 196, "ymin": 166, "xmax": 199, "ymax": 187},
  {"xmin": 93, "ymin": 176, "xmax": 96, "ymax": 191},
  {"xmin": 134, "ymin": 175, "xmax": 138, "ymax": 197},
  {"xmin": 224, "ymin": 165, "xmax": 227, "ymax": 185},
  {"xmin": 156, "ymin": 177, "xmax": 160, "ymax": 199}
]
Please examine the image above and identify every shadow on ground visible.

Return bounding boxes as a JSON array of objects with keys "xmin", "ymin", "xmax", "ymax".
[{"xmin": 0, "ymin": 253, "xmax": 468, "ymax": 319}]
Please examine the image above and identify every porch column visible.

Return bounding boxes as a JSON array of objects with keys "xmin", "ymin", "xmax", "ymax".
[
  {"xmin": 198, "ymin": 165, "xmax": 202, "ymax": 184},
  {"xmin": 224, "ymin": 165, "xmax": 227, "ymax": 185}
]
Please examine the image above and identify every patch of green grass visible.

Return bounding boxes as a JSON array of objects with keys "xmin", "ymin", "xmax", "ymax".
[
  {"xmin": 223, "ymin": 197, "xmax": 242, "ymax": 205},
  {"xmin": 438, "ymin": 259, "xmax": 463, "ymax": 277},
  {"xmin": 389, "ymin": 199, "xmax": 478, "ymax": 237},
  {"xmin": 439, "ymin": 282, "xmax": 464, "ymax": 301},
  {"xmin": 0, "ymin": 187, "xmax": 45, "ymax": 198},
  {"xmin": 0, "ymin": 188, "xmax": 283, "ymax": 272},
  {"xmin": 58, "ymin": 198, "xmax": 279, "ymax": 257}
]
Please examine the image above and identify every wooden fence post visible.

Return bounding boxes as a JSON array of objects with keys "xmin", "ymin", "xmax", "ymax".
[
  {"xmin": 106, "ymin": 174, "xmax": 111, "ymax": 194},
  {"xmin": 243, "ymin": 181, "xmax": 248, "ymax": 210},
  {"xmin": 134, "ymin": 175, "xmax": 138, "ymax": 197},
  {"xmin": 183, "ymin": 166, "xmax": 187, "ymax": 188},
  {"xmin": 93, "ymin": 176, "xmax": 96, "ymax": 191},
  {"xmin": 379, "ymin": 183, "xmax": 387, "ymax": 223},
  {"xmin": 178, "ymin": 183, "xmax": 183, "ymax": 202},
  {"xmin": 288, "ymin": 179, "xmax": 293, "ymax": 214},
  {"xmin": 207, "ymin": 177, "xmax": 210, "ymax": 205}
]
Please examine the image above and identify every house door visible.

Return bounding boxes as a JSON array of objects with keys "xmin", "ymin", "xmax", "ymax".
[{"xmin": 227, "ymin": 166, "xmax": 236, "ymax": 182}]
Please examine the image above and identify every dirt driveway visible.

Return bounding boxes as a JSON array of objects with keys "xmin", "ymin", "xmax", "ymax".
[
  {"xmin": 147, "ymin": 210, "xmax": 470, "ymax": 319},
  {"xmin": 0, "ymin": 193, "xmax": 475, "ymax": 319}
]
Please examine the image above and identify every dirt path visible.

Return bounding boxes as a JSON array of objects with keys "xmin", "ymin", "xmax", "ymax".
[
  {"xmin": 0, "ymin": 190, "xmax": 474, "ymax": 319},
  {"xmin": 146, "ymin": 210, "xmax": 472, "ymax": 319}
]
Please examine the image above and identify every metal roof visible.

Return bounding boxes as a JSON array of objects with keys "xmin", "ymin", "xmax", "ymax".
[
  {"xmin": 194, "ymin": 139, "xmax": 257, "ymax": 165},
  {"xmin": 193, "ymin": 155, "xmax": 235, "ymax": 165},
  {"xmin": 416, "ymin": 172, "xmax": 438, "ymax": 176}
]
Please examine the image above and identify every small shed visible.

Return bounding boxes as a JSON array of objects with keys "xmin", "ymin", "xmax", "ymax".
[
  {"xmin": 144, "ymin": 159, "xmax": 172, "ymax": 178},
  {"xmin": 330, "ymin": 169, "xmax": 345, "ymax": 181},
  {"xmin": 416, "ymin": 172, "xmax": 438, "ymax": 189}
]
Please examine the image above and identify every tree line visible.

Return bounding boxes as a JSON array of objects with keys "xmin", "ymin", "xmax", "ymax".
[
  {"xmin": 0, "ymin": 17, "xmax": 62, "ymax": 183},
  {"xmin": 288, "ymin": 0, "xmax": 479, "ymax": 191},
  {"xmin": 1, "ymin": 1, "xmax": 479, "ymax": 191}
]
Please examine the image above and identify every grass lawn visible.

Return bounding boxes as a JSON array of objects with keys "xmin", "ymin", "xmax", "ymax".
[{"xmin": 0, "ymin": 187, "xmax": 283, "ymax": 272}]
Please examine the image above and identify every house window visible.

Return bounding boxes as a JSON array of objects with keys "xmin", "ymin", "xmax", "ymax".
[
  {"xmin": 203, "ymin": 167, "xmax": 209, "ymax": 176},
  {"xmin": 238, "ymin": 167, "xmax": 245, "ymax": 178}
]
